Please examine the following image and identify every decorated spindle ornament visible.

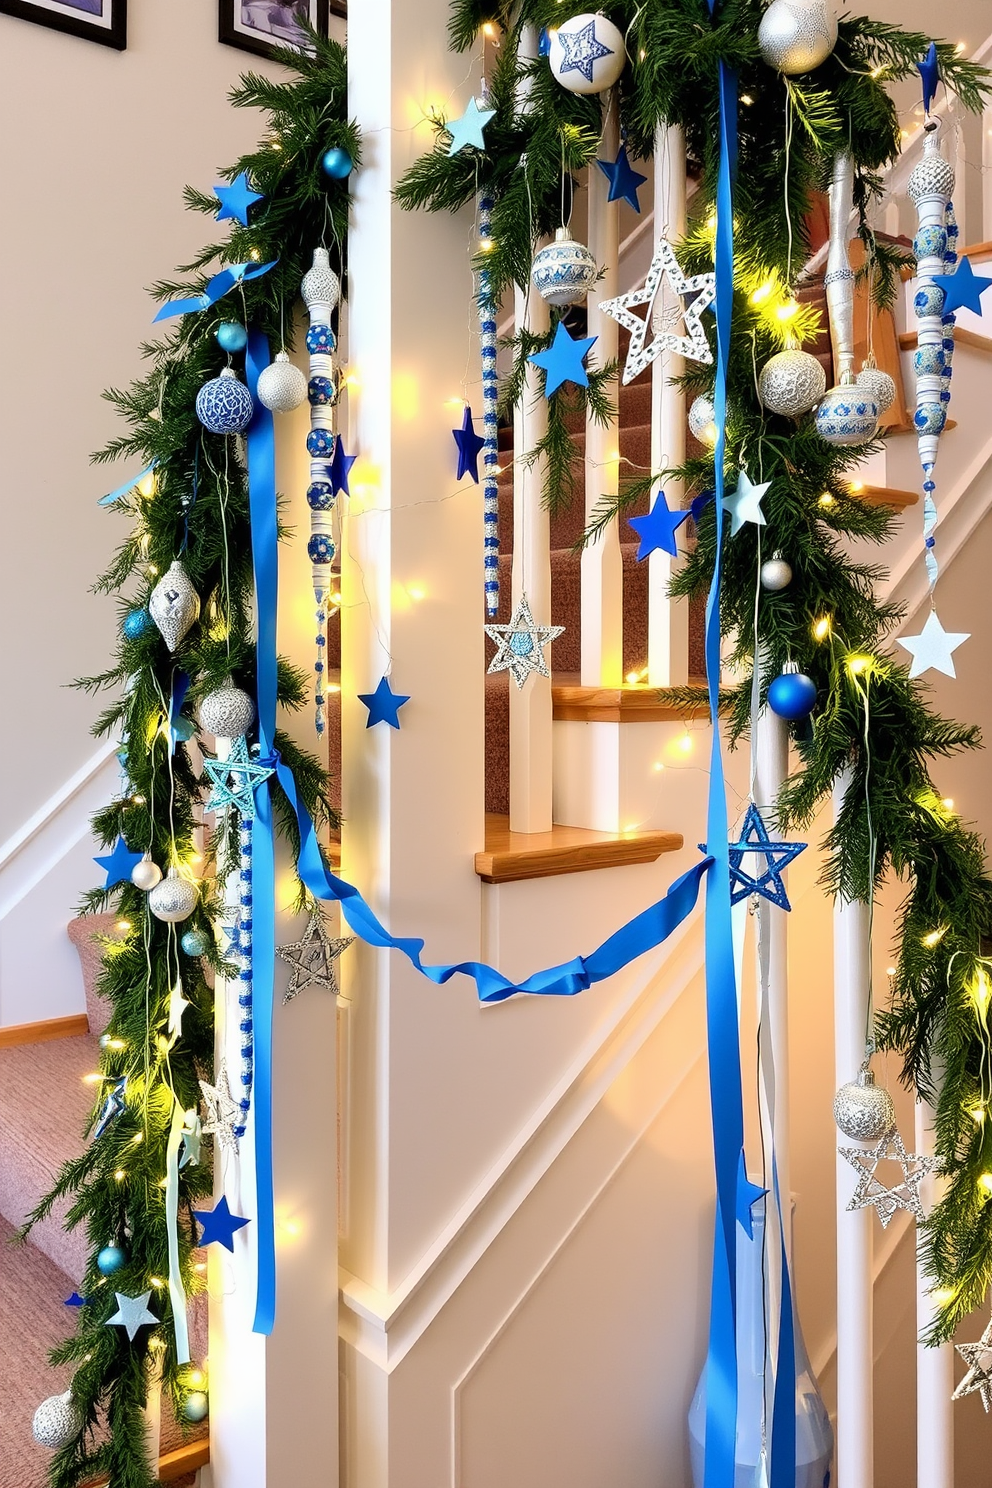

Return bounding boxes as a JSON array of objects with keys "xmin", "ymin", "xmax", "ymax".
[
  {"xmin": 833, "ymin": 1065, "xmax": 896, "ymax": 1143},
  {"xmin": 149, "ymin": 561, "xmax": 200, "ymax": 651},
  {"xmin": 478, "ymin": 194, "xmax": 500, "ymax": 616},
  {"xmin": 531, "ymin": 227, "xmax": 598, "ymax": 307},
  {"xmin": 301, "ymin": 247, "xmax": 342, "ymax": 736},
  {"xmin": 815, "ymin": 150, "xmax": 880, "ymax": 448}
]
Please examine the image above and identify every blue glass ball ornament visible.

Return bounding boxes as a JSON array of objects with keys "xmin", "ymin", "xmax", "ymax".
[
  {"xmin": 96, "ymin": 1245, "xmax": 126, "ymax": 1277},
  {"xmin": 308, "ymin": 375, "xmax": 336, "ymax": 406},
  {"xmin": 307, "ymin": 481, "xmax": 334, "ymax": 511},
  {"xmin": 306, "ymin": 428, "xmax": 335, "ymax": 458},
  {"xmin": 181, "ymin": 929, "xmax": 209, "ymax": 957},
  {"xmin": 321, "ymin": 147, "xmax": 353, "ymax": 180},
  {"xmin": 182, "ymin": 1392, "xmax": 209, "ymax": 1423},
  {"xmin": 308, "ymin": 533, "xmax": 335, "ymax": 564},
  {"xmin": 215, "ymin": 321, "xmax": 248, "ymax": 354},
  {"xmin": 195, "ymin": 368, "xmax": 254, "ymax": 435},
  {"xmin": 306, "ymin": 323, "xmax": 336, "ymax": 356},
  {"xmin": 509, "ymin": 632, "xmax": 534, "ymax": 657},
  {"xmin": 768, "ymin": 665, "xmax": 817, "ymax": 722},
  {"xmin": 123, "ymin": 608, "xmax": 153, "ymax": 640}
]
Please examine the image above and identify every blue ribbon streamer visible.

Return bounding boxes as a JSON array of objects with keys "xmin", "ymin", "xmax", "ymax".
[
  {"xmin": 99, "ymin": 461, "xmax": 156, "ymax": 508},
  {"xmin": 154, "ymin": 260, "xmax": 277, "ymax": 322}
]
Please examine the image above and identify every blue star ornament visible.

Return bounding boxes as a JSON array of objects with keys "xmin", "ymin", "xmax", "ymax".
[
  {"xmin": 558, "ymin": 17, "xmax": 615, "ymax": 83},
  {"xmin": 917, "ymin": 41, "xmax": 940, "ymax": 115},
  {"xmin": 445, "ymin": 97, "xmax": 497, "ymax": 156},
  {"xmin": 64, "ymin": 1292, "xmax": 87, "ymax": 1308},
  {"xmin": 203, "ymin": 737, "xmax": 275, "ymax": 817},
  {"xmin": 213, "ymin": 171, "xmax": 263, "ymax": 227},
  {"xmin": 329, "ymin": 437, "xmax": 357, "ymax": 496},
  {"xmin": 105, "ymin": 1291, "xmax": 158, "ymax": 1343},
  {"xmin": 933, "ymin": 255, "xmax": 992, "ymax": 317},
  {"xmin": 192, "ymin": 1194, "xmax": 250, "ymax": 1252},
  {"xmin": 736, "ymin": 1154, "xmax": 768, "ymax": 1240},
  {"xmin": 723, "ymin": 804, "xmax": 806, "ymax": 911},
  {"xmin": 453, "ymin": 405, "xmax": 486, "ymax": 482},
  {"xmin": 358, "ymin": 676, "xmax": 410, "ymax": 729},
  {"xmin": 722, "ymin": 469, "xmax": 770, "ymax": 537},
  {"xmin": 528, "ymin": 321, "xmax": 597, "ymax": 398},
  {"xmin": 629, "ymin": 491, "xmax": 689, "ymax": 560},
  {"xmin": 597, "ymin": 145, "xmax": 648, "ymax": 212},
  {"xmin": 95, "ymin": 838, "xmax": 144, "ymax": 888}
]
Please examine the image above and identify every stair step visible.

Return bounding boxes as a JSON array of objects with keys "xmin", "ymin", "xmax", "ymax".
[
  {"xmin": 475, "ymin": 813, "xmax": 682, "ymax": 884},
  {"xmin": 899, "ymin": 326, "xmax": 992, "ymax": 356},
  {"xmin": 551, "ymin": 681, "xmax": 712, "ymax": 723},
  {"xmin": 847, "ymin": 482, "xmax": 918, "ymax": 509}
]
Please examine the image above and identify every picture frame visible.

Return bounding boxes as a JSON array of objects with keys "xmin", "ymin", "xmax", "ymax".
[
  {"xmin": 0, "ymin": 0, "xmax": 126, "ymax": 49},
  {"xmin": 218, "ymin": 0, "xmax": 342, "ymax": 61}
]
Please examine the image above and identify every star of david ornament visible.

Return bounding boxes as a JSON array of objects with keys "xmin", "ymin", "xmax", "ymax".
[
  {"xmin": 721, "ymin": 802, "xmax": 807, "ymax": 910},
  {"xmin": 199, "ymin": 1060, "xmax": 240, "ymax": 1154},
  {"xmin": 600, "ymin": 238, "xmax": 715, "ymax": 384},
  {"xmin": 839, "ymin": 1127, "xmax": 938, "ymax": 1228},
  {"xmin": 484, "ymin": 594, "xmax": 565, "ymax": 689},
  {"xmin": 953, "ymin": 1315, "xmax": 992, "ymax": 1411},
  {"xmin": 277, "ymin": 911, "xmax": 354, "ymax": 1004},
  {"xmin": 203, "ymin": 737, "xmax": 274, "ymax": 818}
]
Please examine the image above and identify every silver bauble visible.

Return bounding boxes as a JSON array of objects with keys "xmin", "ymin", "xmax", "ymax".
[
  {"xmin": 131, "ymin": 853, "xmax": 163, "ymax": 892},
  {"xmin": 148, "ymin": 868, "xmax": 198, "ymax": 924},
  {"xmin": 815, "ymin": 377, "xmax": 879, "ymax": 447},
  {"xmin": 149, "ymin": 561, "xmax": 200, "ymax": 652},
  {"xmin": 33, "ymin": 1391, "xmax": 83, "ymax": 1449},
  {"xmin": 857, "ymin": 363, "xmax": 897, "ymax": 417},
  {"xmin": 758, "ymin": 346, "xmax": 827, "ymax": 417},
  {"xmin": 688, "ymin": 394, "xmax": 718, "ymax": 446},
  {"xmin": 531, "ymin": 227, "xmax": 598, "ymax": 306},
  {"xmin": 548, "ymin": 13, "xmax": 627, "ymax": 95},
  {"xmin": 833, "ymin": 1067, "xmax": 896, "ymax": 1143},
  {"xmin": 301, "ymin": 247, "xmax": 340, "ymax": 311},
  {"xmin": 758, "ymin": 0, "xmax": 838, "ymax": 75},
  {"xmin": 760, "ymin": 552, "xmax": 793, "ymax": 591},
  {"xmin": 198, "ymin": 681, "xmax": 255, "ymax": 740},
  {"xmin": 257, "ymin": 351, "xmax": 308, "ymax": 414}
]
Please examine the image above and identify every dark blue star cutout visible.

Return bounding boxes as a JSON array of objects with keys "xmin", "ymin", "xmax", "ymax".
[
  {"xmin": 932, "ymin": 256, "xmax": 992, "ymax": 316},
  {"xmin": 192, "ymin": 1195, "xmax": 250, "ymax": 1252},
  {"xmin": 452, "ymin": 405, "xmax": 486, "ymax": 482},
  {"xmin": 94, "ymin": 1077, "xmax": 127, "ymax": 1140},
  {"xmin": 329, "ymin": 437, "xmax": 357, "ymax": 496},
  {"xmin": 558, "ymin": 17, "xmax": 615, "ymax": 83},
  {"xmin": 726, "ymin": 803, "xmax": 807, "ymax": 911},
  {"xmin": 358, "ymin": 676, "xmax": 410, "ymax": 730},
  {"xmin": 64, "ymin": 1291, "xmax": 88, "ymax": 1308},
  {"xmin": 917, "ymin": 41, "xmax": 939, "ymax": 114},
  {"xmin": 628, "ymin": 491, "xmax": 689, "ymax": 559},
  {"xmin": 736, "ymin": 1153, "xmax": 768, "ymax": 1240},
  {"xmin": 214, "ymin": 171, "xmax": 263, "ymax": 227},
  {"xmin": 94, "ymin": 838, "xmax": 144, "ymax": 889},
  {"xmin": 597, "ymin": 145, "xmax": 648, "ymax": 212},
  {"xmin": 528, "ymin": 321, "xmax": 597, "ymax": 398}
]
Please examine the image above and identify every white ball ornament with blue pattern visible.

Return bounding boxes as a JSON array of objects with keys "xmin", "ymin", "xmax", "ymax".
[
  {"xmin": 196, "ymin": 367, "xmax": 254, "ymax": 434},
  {"xmin": 548, "ymin": 13, "xmax": 626, "ymax": 95}
]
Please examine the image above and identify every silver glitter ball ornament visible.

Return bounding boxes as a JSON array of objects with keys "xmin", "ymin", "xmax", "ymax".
[
  {"xmin": 257, "ymin": 351, "xmax": 308, "ymax": 413},
  {"xmin": 301, "ymin": 247, "xmax": 340, "ymax": 311},
  {"xmin": 148, "ymin": 868, "xmax": 198, "ymax": 924},
  {"xmin": 131, "ymin": 853, "xmax": 163, "ymax": 892},
  {"xmin": 33, "ymin": 1391, "xmax": 83, "ymax": 1449},
  {"xmin": 195, "ymin": 367, "xmax": 254, "ymax": 435},
  {"xmin": 907, "ymin": 132, "xmax": 955, "ymax": 206},
  {"xmin": 149, "ymin": 561, "xmax": 200, "ymax": 652},
  {"xmin": 688, "ymin": 394, "xmax": 718, "ymax": 446},
  {"xmin": 857, "ymin": 362, "xmax": 896, "ymax": 417},
  {"xmin": 531, "ymin": 227, "xmax": 598, "ymax": 306},
  {"xmin": 198, "ymin": 681, "xmax": 255, "ymax": 739},
  {"xmin": 833, "ymin": 1066, "xmax": 896, "ymax": 1143},
  {"xmin": 760, "ymin": 552, "xmax": 793, "ymax": 591},
  {"xmin": 758, "ymin": 346, "xmax": 827, "ymax": 417},
  {"xmin": 758, "ymin": 0, "xmax": 837, "ymax": 75}
]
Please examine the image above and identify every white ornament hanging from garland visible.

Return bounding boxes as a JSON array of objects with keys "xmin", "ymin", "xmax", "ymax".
[
  {"xmin": 256, "ymin": 350, "xmax": 307, "ymax": 413},
  {"xmin": 757, "ymin": 0, "xmax": 837, "ymax": 75},
  {"xmin": 548, "ymin": 13, "xmax": 626, "ymax": 95},
  {"xmin": 531, "ymin": 227, "xmax": 598, "ymax": 307},
  {"xmin": 301, "ymin": 246, "xmax": 342, "ymax": 738},
  {"xmin": 760, "ymin": 552, "xmax": 792, "ymax": 591},
  {"xmin": 856, "ymin": 359, "xmax": 896, "ymax": 417},
  {"xmin": 148, "ymin": 868, "xmax": 198, "ymax": 924},
  {"xmin": 131, "ymin": 853, "xmax": 163, "ymax": 892},
  {"xmin": 600, "ymin": 238, "xmax": 715, "ymax": 385},
  {"xmin": 688, "ymin": 393, "xmax": 718, "ymax": 446},
  {"xmin": 149, "ymin": 561, "xmax": 200, "ymax": 652},
  {"xmin": 198, "ymin": 680, "xmax": 255, "ymax": 740},
  {"xmin": 833, "ymin": 1064, "xmax": 896, "ymax": 1143},
  {"xmin": 32, "ymin": 1391, "xmax": 83, "ymax": 1449}
]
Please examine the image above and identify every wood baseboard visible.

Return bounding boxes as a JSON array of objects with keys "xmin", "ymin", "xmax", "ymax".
[{"xmin": 0, "ymin": 1013, "xmax": 89, "ymax": 1048}]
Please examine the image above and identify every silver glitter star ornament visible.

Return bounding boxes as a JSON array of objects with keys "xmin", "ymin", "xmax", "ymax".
[
  {"xmin": 277, "ymin": 911, "xmax": 354, "ymax": 1004},
  {"xmin": 953, "ymin": 1315, "xmax": 992, "ymax": 1411},
  {"xmin": 484, "ymin": 594, "xmax": 565, "ymax": 689},
  {"xmin": 600, "ymin": 238, "xmax": 715, "ymax": 385},
  {"xmin": 839, "ymin": 1127, "xmax": 938, "ymax": 1228},
  {"xmin": 105, "ymin": 1290, "xmax": 158, "ymax": 1343},
  {"xmin": 199, "ymin": 1059, "xmax": 240, "ymax": 1154}
]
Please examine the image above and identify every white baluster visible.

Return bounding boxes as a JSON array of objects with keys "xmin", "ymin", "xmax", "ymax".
[
  {"xmin": 953, "ymin": 120, "xmax": 969, "ymax": 247},
  {"xmin": 983, "ymin": 105, "xmax": 992, "ymax": 242},
  {"xmin": 582, "ymin": 98, "xmax": 623, "ymax": 686},
  {"xmin": 754, "ymin": 681, "xmax": 791, "ymax": 1218},
  {"xmin": 648, "ymin": 123, "xmax": 689, "ymax": 687},
  {"xmin": 915, "ymin": 1096, "xmax": 954, "ymax": 1488}
]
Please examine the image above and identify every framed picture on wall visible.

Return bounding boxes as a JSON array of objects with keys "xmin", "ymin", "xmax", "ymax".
[
  {"xmin": 219, "ymin": 0, "xmax": 343, "ymax": 61},
  {"xmin": 0, "ymin": 0, "xmax": 126, "ymax": 48}
]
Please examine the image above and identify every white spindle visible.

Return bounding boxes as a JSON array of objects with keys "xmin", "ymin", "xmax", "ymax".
[
  {"xmin": 953, "ymin": 122, "xmax": 969, "ymax": 247},
  {"xmin": 984, "ymin": 106, "xmax": 992, "ymax": 242},
  {"xmin": 582, "ymin": 97, "xmax": 623, "ymax": 686},
  {"xmin": 915, "ymin": 1097, "xmax": 954, "ymax": 1488},
  {"xmin": 648, "ymin": 123, "xmax": 689, "ymax": 687},
  {"xmin": 833, "ymin": 766, "xmax": 874, "ymax": 1488}
]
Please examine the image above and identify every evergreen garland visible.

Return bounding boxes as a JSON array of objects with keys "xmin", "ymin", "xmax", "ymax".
[
  {"xmin": 20, "ymin": 33, "xmax": 354, "ymax": 1488},
  {"xmin": 400, "ymin": 2, "xmax": 992, "ymax": 1342}
]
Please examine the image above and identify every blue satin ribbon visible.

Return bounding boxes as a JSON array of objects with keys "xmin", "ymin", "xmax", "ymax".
[
  {"xmin": 99, "ymin": 461, "xmax": 156, "ymax": 508},
  {"xmin": 154, "ymin": 260, "xmax": 277, "ymax": 322}
]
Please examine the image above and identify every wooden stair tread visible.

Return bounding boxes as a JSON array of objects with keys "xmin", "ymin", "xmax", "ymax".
[
  {"xmin": 848, "ymin": 482, "xmax": 918, "ymax": 509},
  {"xmin": 85, "ymin": 1436, "xmax": 208, "ymax": 1485},
  {"xmin": 475, "ymin": 813, "xmax": 682, "ymax": 884},
  {"xmin": 551, "ymin": 680, "xmax": 712, "ymax": 723}
]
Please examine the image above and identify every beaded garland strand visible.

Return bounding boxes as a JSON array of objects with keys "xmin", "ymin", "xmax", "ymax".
[
  {"xmin": 302, "ymin": 246, "xmax": 343, "ymax": 737},
  {"xmin": 234, "ymin": 814, "xmax": 254, "ymax": 1139},
  {"xmin": 478, "ymin": 193, "xmax": 500, "ymax": 616}
]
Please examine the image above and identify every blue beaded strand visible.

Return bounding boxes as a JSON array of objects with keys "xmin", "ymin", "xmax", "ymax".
[
  {"xmin": 233, "ymin": 817, "xmax": 253, "ymax": 1140},
  {"xmin": 478, "ymin": 194, "xmax": 500, "ymax": 617}
]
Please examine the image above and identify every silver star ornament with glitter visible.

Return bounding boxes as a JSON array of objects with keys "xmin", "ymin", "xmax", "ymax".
[
  {"xmin": 839, "ymin": 1127, "xmax": 938, "ymax": 1228},
  {"xmin": 599, "ymin": 237, "xmax": 715, "ymax": 384},
  {"xmin": 484, "ymin": 594, "xmax": 565, "ymax": 689},
  {"xmin": 953, "ymin": 1315, "xmax": 992, "ymax": 1412},
  {"xmin": 199, "ymin": 1059, "xmax": 240, "ymax": 1154},
  {"xmin": 277, "ymin": 910, "xmax": 354, "ymax": 1004}
]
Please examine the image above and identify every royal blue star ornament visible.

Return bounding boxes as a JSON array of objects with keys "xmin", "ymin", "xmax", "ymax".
[
  {"xmin": 528, "ymin": 321, "xmax": 597, "ymax": 398},
  {"xmin": 917, "ymin": 41, "xmax": 940, "ymax": 115},
  {"xmin": 329, "ymin": 437, "xmax": 357, "ymax": 496},
  {"xmin": 597, "ymin": 145, "xmax": 648, "ymax": 212},
  {"xmin": 94, "ymin": 838, "xmax": 144, "ymax": 889},
  {"xmin": 192, "ymin": 1195, "xmax": 250, "ymax": 1252},
  {"xmin": 629, "ymin": 491, "xmax": 689, "ymax": 560},
  {"xmin": 720, "ymin": 803, "xmax": 807, "ymax": 911},
  {"xmin": 453, "ymin": 405, "xmax": 486, "ymax": 482},
  {"xmin": 213, "ymin": 172, "xmax": 263, "ymax": 227},
  {"xmin": 358, "ymin": 677, "xmax": 410, "ymax": 729},
  {"xmin": 932, "ymin": 256, "xmax": 992, "ymax": 316}
]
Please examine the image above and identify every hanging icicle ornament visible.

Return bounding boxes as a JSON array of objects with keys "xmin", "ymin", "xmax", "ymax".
[
  {"xmin": 195, "ymin": 367, "xmax": 254, "ymax": 434},
  {"xmin": 301, "ymin": 246, "xmax": 342, "ymax": 737},
  {"xmin": 815, "ymin": 151, "xmax": 879, "ymax": 447},
  {"xmin": 833, "ymin": 1064, "xmax": 896, "ymax": 1143},
  {"xmin": 758, "ymin": 340, "xmax": 826, "ymax": 417},
  {"xmin": 477, "ymin": 192, "xmax": 500, "ymax": 616},
  {"xmin": 531, "ymin": 227, "xmax": 598, "ymax": 307},
  {"xmin": 547, "ymin": 12, "xmax": 626, "ymax": 95},
  {"xmin": 757, "ymin": 0, "xmax": 837, "ymax": 74},
  {"xmin": 149, "ymin": 561, "xmax": 200, "ymax": 651},
  {"xmin": 233, "ymin": 813, "xmax": 254, "ymax": 1138}
]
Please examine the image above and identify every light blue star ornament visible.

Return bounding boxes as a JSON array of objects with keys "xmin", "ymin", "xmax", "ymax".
[
  {"xmin": 94, "ymin": 838, "xmax": 144, "ymax": 889},
  {"xmin": 213, "ymin": 172, "xmax": 263, "ymax": 227},
  {"xmin": 932, "ymin": 256, "xmax": 992, "ymax": 316},
  {"xmin": 723, "ymin": 470, "xmax": 770, "ymax": 537},
  {"xmin": 445, "ymin": 97, "xmax": 497, "ymax": 156},
  {"xmin": 897, "ymin": 609, "xmax": 969, "ymax": 679},
  {"xmin": 203, "ymin": 738, "xmax": 275, "ymax": 817},
  {"xmin": 358, "ymin": 677, "xmax": 410, "ymax": 729},
  {"xmin": 557, "ymin": 17, "xmax": 615, "ymax": 83},
  {"xmin": 528, "ymin": 321, "xmax": 597, "ymax": 397},
  {"xmin": 597, "ymin": 145, "xmax": 648, "ymax": 212},
  {"xmin": 629, "ymin": 491, "xmax": 689, "ymax": 559},
  {"xmin": 106, "ymin": 1291, "xmax": 158, "ymax": 1343}
]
